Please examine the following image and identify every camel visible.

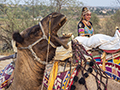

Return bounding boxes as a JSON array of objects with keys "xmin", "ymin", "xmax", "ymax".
[
  {"xmin": 6, "ymin": 12, "xmax": 72, "ymax": 90},
  {"xmin": 71, "ymin": 39, "xmax": 120, "ymax": 90},
  {"xmin": 2, "ymin": 12, "xmax": 120, "ymax": 90},
  {"xmin": 6, "ymin": 35, "xmax": 120, "ymax": 90}
]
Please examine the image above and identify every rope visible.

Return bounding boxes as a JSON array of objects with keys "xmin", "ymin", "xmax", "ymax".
[
  {"xmin": 71, "ymin": 40, "xmax": 109, "ymax": 90},
  {"xmin": 41, "ymin": 16, "xmax": 52, "ymax": 90},
  {"xmin": 18, "ymin": 21, "xmax": 57, "ymax": 65},
  {"xmin": 46, "ymin": 18, "xmax": 51, "ymax": 90}
]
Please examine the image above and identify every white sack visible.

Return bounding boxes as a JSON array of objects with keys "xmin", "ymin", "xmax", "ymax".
[{"xmin": 75, "ymin": 30, "xmax": 120, "ymax": 50}]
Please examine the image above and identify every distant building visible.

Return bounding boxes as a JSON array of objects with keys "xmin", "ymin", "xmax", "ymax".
[{"xmin": 102, "ymin": 10, "xmax": 107, "ymax": 14}]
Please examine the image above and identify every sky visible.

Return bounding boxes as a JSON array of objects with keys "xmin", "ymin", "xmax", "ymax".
[
  {"xmin": 80, "ymin": 0, "xmax": 118, "ymax": 7},
  {"xmin": 3, "ymin": 0, "xmax": 119, "ymax": 7}
]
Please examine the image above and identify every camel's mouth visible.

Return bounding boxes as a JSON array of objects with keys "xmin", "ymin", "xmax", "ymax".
[
  {"xmin": 59, "ymin": 17, "xmax": 67, "ymax": 28},
  {"xmin": 53, "ymin": 16, "xmax": 67, "ymax": 34},
  {"xmin": 52, "ymin": 33, "xmax": 72, "ymax": 49},
  {"xmin": 52, "ymin": 16, "xmax": 72, "ymax": 49}
]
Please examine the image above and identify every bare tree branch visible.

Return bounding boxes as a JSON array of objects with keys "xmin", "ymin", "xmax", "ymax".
[{"xmin": 117, "ymin": 0, "xmax": 120, "ymax": 4}]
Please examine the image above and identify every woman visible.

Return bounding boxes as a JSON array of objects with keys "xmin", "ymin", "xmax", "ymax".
[{"xmin": 78, "ymin": 7, "xmax": 94, "ymax": 37}]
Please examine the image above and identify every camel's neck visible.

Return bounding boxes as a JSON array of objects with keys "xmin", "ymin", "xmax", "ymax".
[{"xmin": 9, "ymin": 50, "xmax": 46, "ymax": 90}]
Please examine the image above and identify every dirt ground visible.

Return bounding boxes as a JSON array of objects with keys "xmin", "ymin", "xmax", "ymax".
[{"xmin": 0, "ymin": 55, "xmax": 13, "ymax": 71}]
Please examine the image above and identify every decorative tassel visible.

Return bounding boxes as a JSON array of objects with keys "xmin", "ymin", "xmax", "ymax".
[
  {"xmin": 70, "ymin": 85, "xmax": 76, "ymax": 90},
  {"xmin": 88, "ymin": 67, "xmax": 93, "ymax": 73},
  {"xmin": 48, "ymin": 61, "xmax": 58, "ymax": 90},
  {"xmin": 78, "ymin": 77, "xmax": 85, "ymax": 85},
  {"xmin": 89, "ymin": 61, "xmax": 94, "ymax": 66},
  {"xmin": 73, "ymin": 76, "xmax": 78, "ymax": 82},
  {"xmin": 83, "ymin": 73, "xmax": 89, "ymax": 78}
]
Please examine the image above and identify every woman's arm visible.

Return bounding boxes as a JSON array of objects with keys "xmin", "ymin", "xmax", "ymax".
[{"xmin": 78, "ymin": 21, "xmax": 85, "ymax": 36}]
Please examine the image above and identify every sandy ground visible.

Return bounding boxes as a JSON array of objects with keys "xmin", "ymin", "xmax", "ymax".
[{"xmin": 0, "ymin": 55, "xmax": 13, "ymax": 71}]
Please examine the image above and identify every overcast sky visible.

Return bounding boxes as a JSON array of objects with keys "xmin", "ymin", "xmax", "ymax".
[
  {"xmin": 80, "ymin": 0, "xmax": 118, "ymax": 7},
  {"xmin": 3, "ymin": 0, "xmax": 120, "ymax": 7}
]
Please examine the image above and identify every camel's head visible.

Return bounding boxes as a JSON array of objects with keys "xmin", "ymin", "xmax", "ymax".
[{"xmin": 12, "ymin": 12, "xmax": 71, "ymax": 62}]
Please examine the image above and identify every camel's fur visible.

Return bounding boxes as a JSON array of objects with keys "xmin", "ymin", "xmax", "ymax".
[
  {"xmin": 7, "ymin": 12, "xmax": 70, "ymax": 90},
  {"xmin": 6, "ymin": 12, "xmax": 120, "ymax": 90}
]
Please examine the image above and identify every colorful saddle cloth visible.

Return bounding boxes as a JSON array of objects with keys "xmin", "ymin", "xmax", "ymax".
[
  {"xmin": 0, "ymin": 61, "xmax": 76, "ymax": 90},
  {"xmin": 93, "ymin": 53, "xmax": 120, "ymax": 82},
  {"xmin": 0, "ymin": 62, "xmax": 14, "ymax": 89},
  {"xmin": 43, "ymin": 66, "xmax": 77, "ymax": 90}
]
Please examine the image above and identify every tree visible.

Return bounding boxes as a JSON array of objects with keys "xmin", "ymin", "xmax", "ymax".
[
  {"xmin": 117, "ymin": 0, "xmax": 120, "ymax": 4},
  {"xmin": 111, "ymin": 10, "xmax": 120, "ymax": 26},
  {"xmin": 49, "ymin": 0, "xmax": 77, "ymax": 13},
  {"xmin": 0, "ymin": 0, "xmax": 87, "ymax": 52},
  {"xmin": 104, "ymin": 18, "xmax": 115, "ymax": 36},
  {"xmin": 100, "ymin": 10, "xmax": 120, "ymax": 36},
  {"xmin": 90, "ymin": 13, "xmax": 101, "ymax": 34},
  {"xmin": 0, "ymin": 0, "xmax": 38, "ymax": 52}
]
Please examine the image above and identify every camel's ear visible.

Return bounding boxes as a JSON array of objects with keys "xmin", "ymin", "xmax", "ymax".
[{"xmin": 13, "ymin": 32, "xmax": 24, "ymax": 43}]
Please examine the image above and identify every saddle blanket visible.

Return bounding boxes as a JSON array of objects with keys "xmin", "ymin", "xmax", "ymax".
[
  {"xmin": 0, "ymin": 62, "xmax": 76, "ymax": 89},
  {"xmin": 43, "ymin": 67, "xmax": 77, "ymax": 90},
  {"xmin": 0, "ymin": 62, "xmax": 14, "ymax": 89},
  {"xmin": 93, "ymin": 54, "xmax": 120, "ymax": 82}
]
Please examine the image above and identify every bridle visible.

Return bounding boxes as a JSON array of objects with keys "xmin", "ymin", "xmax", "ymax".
[{"xmin": 18, "ymin": 15, "xmax": 57, "ymax": 65}]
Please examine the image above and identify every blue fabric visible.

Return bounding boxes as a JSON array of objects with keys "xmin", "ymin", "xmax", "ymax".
[{"xmin": 94, "ymin": 59, "xmax": 101, "ymax": 62}]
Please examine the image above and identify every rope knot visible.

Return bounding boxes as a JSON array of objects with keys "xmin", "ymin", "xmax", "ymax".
[{"xmin": 28, "ymin": 45, "xmax": 32, "ymax": 50}]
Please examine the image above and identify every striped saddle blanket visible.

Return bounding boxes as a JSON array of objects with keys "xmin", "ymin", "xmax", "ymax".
[{"xmin": 43, "ymin": 64, "xmax": 77, "ymax": 90}]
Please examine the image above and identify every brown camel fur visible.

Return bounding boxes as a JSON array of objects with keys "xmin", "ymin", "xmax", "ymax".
[{"xmin": 7, "ymin": 12, "xmax": 71, "ymax": 90}]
